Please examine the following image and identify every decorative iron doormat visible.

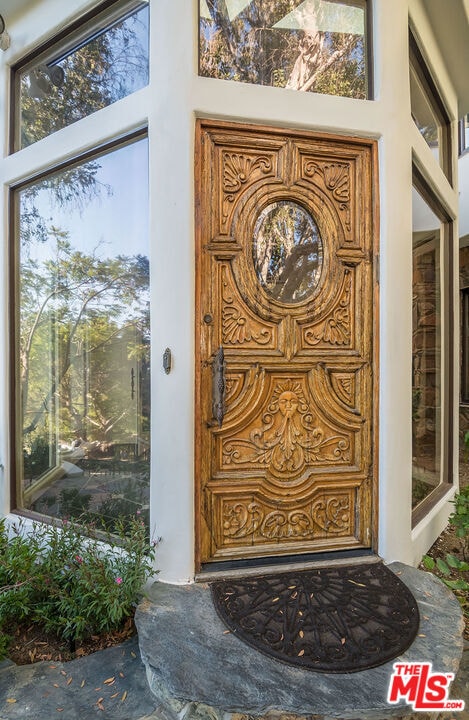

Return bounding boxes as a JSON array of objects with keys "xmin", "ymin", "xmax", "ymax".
[{"xmin": 211, "ymin": 562, "xmax": 420, "ymax": 673}]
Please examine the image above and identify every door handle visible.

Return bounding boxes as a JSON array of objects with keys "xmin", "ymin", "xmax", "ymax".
[{"xmin": 212, "ymin": 345, "xmax": 226, "ymax": 428}]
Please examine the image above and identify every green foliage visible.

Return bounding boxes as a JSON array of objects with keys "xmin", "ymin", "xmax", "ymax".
[
  {"xmin": 449, "ymin": 485, "xmax": 469, "ymax": 559},
  {"xmin": 422, "ymin": 486, "xmax": 469, "ymax": 606},
  {"xmin": 23, "ymin": 435, "xmax": 51, "ymax": 479},
  {"xmin": 0, "ymin": 516, "xmax": 156, "ymax": 647}
]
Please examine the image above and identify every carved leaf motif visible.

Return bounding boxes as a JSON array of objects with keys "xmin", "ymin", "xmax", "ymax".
[
  {"xmin": 304, "ymin": 271, "xmax": 352, "ymax": 347},
  {"xmin": 223, "ymin": 152, "xmax": 273, "ymax": 195},
  {"xmin": 222, "ymin": 152, "xmax": 273, "ymax": 223},
  {"xmin": 221, "ymin": 266, "xmax": 272, "ymax": 345},
  {"xmin": 303, "ymin": 160, "xmax": 351, "ymax": 232},
  {"xmin": 222, "ymin": 378, "xmax": 350, "ymax": 476},
  {"xmin": 322, "ymin": 163, "xmax": 350, "ymax": 203},
  {"xmin": 222, "ymin": 495, "xmax": 351, "ymax": 541}
]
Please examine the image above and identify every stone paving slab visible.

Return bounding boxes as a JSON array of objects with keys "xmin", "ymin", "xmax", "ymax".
[
  {"xmin": 0, "ymin": 636, "xmax": 158, "ymax": 720},
  {"xmin": 135, "ymin": 562, "xmax": 466, "ymax": 719}
]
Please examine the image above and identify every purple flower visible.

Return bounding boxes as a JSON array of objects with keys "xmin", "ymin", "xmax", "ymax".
[{"xmin": 115, "ymin": 577, "xmax": 123, "ymax": 585}]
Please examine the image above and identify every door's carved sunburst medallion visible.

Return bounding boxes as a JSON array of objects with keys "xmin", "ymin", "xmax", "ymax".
[{"xmin": 222, "ymin": 379, "xmax": 350, "ymax": 477}]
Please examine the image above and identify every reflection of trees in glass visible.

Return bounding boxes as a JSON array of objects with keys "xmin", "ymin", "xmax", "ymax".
[
  {"xmin": 20, "ymin": 233, "xmax": 150, "ymax": 459},
  {"xmin": 200, "ymin": 0, "xmax": 366, "ymax": 99},
  {"xmin": 254, "ymin": 201, "xmax": 323, "ymax": 303},
  {"xmin": 20, "ymin": 4, "xmax": 149, "ymax": 148}
]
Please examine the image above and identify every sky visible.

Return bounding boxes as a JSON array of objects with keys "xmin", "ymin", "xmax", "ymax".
[{"xmin": 21, "ymin": 136, "xmax": 149, "ymax": 265}]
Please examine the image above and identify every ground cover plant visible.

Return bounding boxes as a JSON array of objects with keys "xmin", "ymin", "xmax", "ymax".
[
  {"xmin": 422, "ymin": 441, "xmax": 469, "ymax": 638},
  {"xmin": 0, "ymin": 514, "xmax": 156, "ymax": 662}
]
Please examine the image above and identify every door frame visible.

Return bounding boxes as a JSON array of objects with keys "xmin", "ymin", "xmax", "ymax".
[{"xmin": 194, "ymin": 118, "xmax": 380, "ymax": 574}]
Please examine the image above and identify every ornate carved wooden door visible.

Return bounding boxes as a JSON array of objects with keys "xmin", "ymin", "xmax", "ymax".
[{"xmin": 195, "ymin": 120, "xmax": 378, "ymax": 569}]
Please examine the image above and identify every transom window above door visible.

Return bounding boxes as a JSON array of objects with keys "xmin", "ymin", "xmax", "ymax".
[{"xmin": 199, "ymin": 0, "xmax": 370, "ymax": 99}]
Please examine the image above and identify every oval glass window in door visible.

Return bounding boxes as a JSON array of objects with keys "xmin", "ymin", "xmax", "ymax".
[{"xmin": 253, "ymin": 201, "xmax": 323, "ymax": 304}]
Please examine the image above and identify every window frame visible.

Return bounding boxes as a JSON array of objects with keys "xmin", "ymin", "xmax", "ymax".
[
  {"xmin": 9, "ymin": 127, "xmax": 149, "ymax": 521},
  {"xmin": 411, "ymin": 165, "xmax": 454, "ymax": 528},
  {"xmin": 409, "ymin": 29, "xmax": 452, "ymax": 184},
  {"xmin": 7, "ymin": 0, "xmax": 151, "ymax": 528},
  {"xmin": 9, "ymin": 0, "xmax": 148, "ymax": 154},
  {"xmin": 197, "ymin": 0, "xmax": 374, "ymax": 101}
]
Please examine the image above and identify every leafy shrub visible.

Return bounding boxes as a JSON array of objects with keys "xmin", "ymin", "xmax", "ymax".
[
  {"xmin": 0, "ymin": 515, "xmax": 156, "ymax": 648},
  {"xmin": 423, "ymin": 486, "xmax": 469, "ymax": 596}
]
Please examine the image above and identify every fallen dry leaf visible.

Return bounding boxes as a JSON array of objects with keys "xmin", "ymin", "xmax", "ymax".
[
  {"xmin": 298, "ymin": 649, "xmax": 305, "ymax": 657},
  {"xmin": 130, "ymin": 651, "xmax": 136, "ymax": 658},
  {"xmin": 299, "ymin": 630, "xmax": 304, "ymax": 639},
  {"xmin": 80, "ymin": 680, "xmax": 85, "ymax": 688},
  {"xmin": 110, "ymin": 692, "xmax": 119, "ymax": 699},
  {"xmin": 66, "ymin": 677, "xmax": 72, "ymax": 686},
  {"xmin": 223, "ymin": 630, "xmax": 231, "ymax": 635},
  {"xmin": 119, "ymin": 672, "xmax": 124, "ymax": 678},
  {"xmin": 104, "ymin": 677, "xmax": 115, "ymax": 685},
  {"xmin": 6, "ymin": 698, "xmax": 16, "ymax": 704},
  {"xmin": 121, "ymin": 690, "xmax": 128, "ymax": 702}
]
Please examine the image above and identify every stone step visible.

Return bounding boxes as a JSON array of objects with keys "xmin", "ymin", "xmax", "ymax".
[{"xmin": 135, "ymin": 562, "xmax": 466, "ymax": 720}]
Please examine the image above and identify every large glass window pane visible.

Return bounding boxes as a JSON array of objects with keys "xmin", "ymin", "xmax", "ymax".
[
  {"xmin": 409, "ymin": 32, "xmax": 451, "ymax": 181},
  {"xmin": 14, "ymin": 1, "xmax": 149, "ymax": 150},
  {"xmin": 199, "ymin": 0, "xmax": 369, "ymax": 99},
  {"xmin": 15, "ymin": 135, "xmax": 150, "ymax": 533},
  {"xmin": 412, "ymin": 188, "xmax": 442, "ymax": 508}
]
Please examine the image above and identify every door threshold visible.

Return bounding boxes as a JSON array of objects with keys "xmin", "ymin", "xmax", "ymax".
[{"xmin": 196, "ymin": 549, "xmax": 379, "ymax": 582}]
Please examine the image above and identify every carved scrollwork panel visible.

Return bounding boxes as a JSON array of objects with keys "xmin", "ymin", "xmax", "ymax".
[
  {"xmin": 222, "ymin": 377, "xmax": 352, "ymax": 477},
  {"xmin": 220, "ymin": 491, "xmax": 353, "ymax": 545},
  {"xmin": 220, "ymin": 150, "xmax": 276, "ymax": 233},
  {"xmin": 302, "ymin": 157, "xmax": 353, "ymax": 238},
  {"xmin": 220, "ymin": 264, "xmax": 276, "ymax": 348},
  {"xmin": 301, "ymin": 270, "xmax": 353, "ymax": 349}
]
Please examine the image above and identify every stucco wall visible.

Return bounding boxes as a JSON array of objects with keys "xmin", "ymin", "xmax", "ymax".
[{"xmin": 0, "ymin": 0, "xmax": 462, "ymax": 581}]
